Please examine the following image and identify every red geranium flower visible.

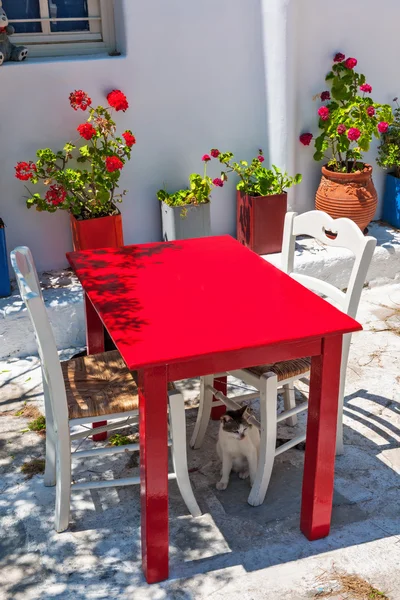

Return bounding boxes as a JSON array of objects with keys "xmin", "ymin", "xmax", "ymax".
[
  {"xmin": 344, "ymin": 57, "xmax": 357, "ymax": 70},
  {"xmin": 69, "ymin": 90, "xmax": 92, "ymax": 111},
  {"xmin": 77, "ymin": 123, "xmax": 97, "ymax": 140},
  {"xmin": 347, "ymin": 127, "xmax": 361, "ymax": 141},
  {"xmin": 210, "ymin": 148, "xmax": 220, "ymax": 158},
  {"xmin": 321, "ymin": 91, "xmax": 331, "ymax": 101},
  {"xmin": 15, "ymin": 161, "xmax": 37, "ymax": 181},
  {"xmin": 45, "ymin": 184, "xmax": 67, "ymax": 206},
  {"xmin": 213, "ymin": 178, "xmax": 224, "ymax": 187},
  {"xmin": 299, "ymin": 133, "xmax": 313, "ymax": 146},
  {"xmin": 334, "ymin": 52, "xmax": 345, "ymax": 62},
  {"xmin": 105, "ymin": 156, "xmax": 124, "ymax": 172},
  {"xmin": 122, "ymin": 131, "xmax": 136, "ymax": 147},
  {"xmin": 360, "ymin": 84, "xmax": 372, "ymax": 93},
  {"xmin": 202, "ymin": 154, "xmax": 211, "ymax": 162},
  {"xmin": 318, "ymin": 106, "xmax": 330, "ymax": 121},
  {"xmin": 378, "ymin": 122, "xmax": 389, "ymax": 133},
  {"xmin": 367, "ymin": 106, "xmax": 375, "ymax": 117},
  {"xmin": 258, "ymin": 155, "xmax": 265, "ymax": 163},
  {"xmin": 337, "ymin": 124, "xmax": 346, "ymax": 135},
  {"xmin": 107, "ymin": 90, "xmax": 129, "ymax": 112}
]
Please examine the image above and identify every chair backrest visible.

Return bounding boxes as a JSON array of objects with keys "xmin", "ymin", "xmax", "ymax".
[
  {"xmin": 10, "ymin": 247, "xmax": 69, "ymax": 432},
  {"xmin": 281, "ymin": 211, "xmax": 377, "ymax": 318}
]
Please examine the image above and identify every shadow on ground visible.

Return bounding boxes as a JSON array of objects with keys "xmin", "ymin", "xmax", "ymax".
[{"xmin": 1, "ymin": 382, "xmax": 399, "ymax": 600}]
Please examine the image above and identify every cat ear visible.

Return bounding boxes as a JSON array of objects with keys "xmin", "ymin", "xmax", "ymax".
[
  {"xmin": 220, "ymin": 414, "xmax": 232, "ymax": 423},
  {"xmin": 238, "ymin": 405, "xmax": 247, "ymax": 417}
]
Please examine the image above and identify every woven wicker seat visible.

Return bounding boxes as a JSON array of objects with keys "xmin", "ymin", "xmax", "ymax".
[
  {"xmin": 63, "ymin": 351, "xmax": 176, "ymax": 420},
  {"xmin": 62, "ymin": 350, "xmax": 139, "ymax": 420},
  {"xmin": 246, "ymin": 357, "xmax": 311, "ymax": 382}
]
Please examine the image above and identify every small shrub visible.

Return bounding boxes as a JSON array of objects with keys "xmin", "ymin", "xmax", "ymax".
[
  {"xmin": 27, "ymin": 415, "xmax": 46, "ymax": 432},
  {"xmin": 108, "ymin": 433, "xmax": 132, "ymax": 446}
]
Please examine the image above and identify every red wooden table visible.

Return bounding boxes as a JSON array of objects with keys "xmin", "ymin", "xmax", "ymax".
[{"xmin": 67, "ymin": 236, "xmax": 361, "ymax": 584}]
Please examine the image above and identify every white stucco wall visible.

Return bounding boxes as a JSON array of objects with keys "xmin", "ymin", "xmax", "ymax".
[
  {"xmin": 1, "ymin": 0, "xmax": 399, "ymax": 272},
  {"xmin": 1, "ymin": 0, "xmax": 266, "ymax": 271}
]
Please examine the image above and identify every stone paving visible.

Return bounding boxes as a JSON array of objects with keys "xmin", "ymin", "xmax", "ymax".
[{"xmin": 0, "ymin": 283, "xmax": 399, "ymax": 599}]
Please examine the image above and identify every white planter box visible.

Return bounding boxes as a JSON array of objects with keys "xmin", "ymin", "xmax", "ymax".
[{"xmin": 161, "ymin": 202, "xmax": 212, "ymax": 241}]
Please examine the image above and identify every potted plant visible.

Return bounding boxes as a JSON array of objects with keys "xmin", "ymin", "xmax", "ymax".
[
  {"xmin": 15, "ymin": 88, "xmax": 136, "ymax": 251},
  {"xmin": 215, "ymin": 149, "xmax": 302, "ymax": 254},
  {"xmin": 157, "ymin": 153, "xmax": 226, "ymax": 241},
  {"xmin": 299, "ymin": 53, "xmax": 393, "ymax": 233},
  {"xmin": 377, "ymin": 97, "xmax": 400, "ymax": 228}
]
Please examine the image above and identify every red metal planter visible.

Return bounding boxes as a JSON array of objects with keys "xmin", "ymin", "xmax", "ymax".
[
  {"xmin": 70, "ymin": 212, "xmax": 124, "ymax": 440},
  {"xmin": 70, "ymin": 212, "xmax": 124, "ymax": 251},
  {"xmin": 237, "ymin": 191, "xmax": 287, "ymax": 255}
]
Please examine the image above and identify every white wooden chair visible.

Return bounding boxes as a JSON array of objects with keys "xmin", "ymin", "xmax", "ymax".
[
  {"xmin": 11, "ymin": 246, "xmax": 201, "ymax": 532},
  {"xmin": 190, "ymin": 211, "xmax": 376, "ymax": 506}
]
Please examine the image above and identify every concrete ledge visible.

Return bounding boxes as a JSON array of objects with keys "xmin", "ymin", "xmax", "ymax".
[
  {"xmin": 264, "ymin": 221, "xmax": 400, "ymax": 289},
  {"xmin": 1, "ymin": 221, "xmax": 399, "ymax": 360},
  {"xmin": 0, "ymin": 270, "xmax": 85, "ymax": 359}
]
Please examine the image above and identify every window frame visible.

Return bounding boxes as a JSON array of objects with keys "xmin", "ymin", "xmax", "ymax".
[{"xmin": 7, "ymin": 0, "xmax": 116, "ymax": 58}]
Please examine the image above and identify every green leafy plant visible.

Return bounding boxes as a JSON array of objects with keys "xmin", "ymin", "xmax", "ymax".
[
  {"xmin": 217, "ymin": 149, "xmax": 302, "ymax": 196},
  {"xmin": 157, "ymin": 152, "xmax": 226, "ymax": 211},
  {"xmin": 299, "ymin": 53, "xmax": 393, "ymax": 173},
  {"xmin": 377, "ymin": 97, "xmax": 400, "ymax": 179},
  {"xmin": 15, "ymin": 89, "xmax": 136, "ymax": 220},
  {"xmin": 27, "ymin": 415, "xmax": 46, "ymax": 432},
  {"xmin": 108, "ymin": 433, "xmax": 132, "ymax": 446}
]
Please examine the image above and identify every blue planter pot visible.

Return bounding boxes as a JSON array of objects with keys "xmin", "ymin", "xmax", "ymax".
[
  {"xmin": 383, "ymin": 173, "xmax": 400, "ymax": 229},
  {"xmin": 0, "ymin": 219, "xmax": 11, "ymax": 297}
]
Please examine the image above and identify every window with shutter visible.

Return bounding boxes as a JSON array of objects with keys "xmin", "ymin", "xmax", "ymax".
[{"xmin": 3, "ymin": 0, "xmax": 116, "ymax": 57}]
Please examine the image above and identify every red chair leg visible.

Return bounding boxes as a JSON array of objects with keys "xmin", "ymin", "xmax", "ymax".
[{"xmin": 211, "ymin": 375, "xmax": 227, "ymax": 419}]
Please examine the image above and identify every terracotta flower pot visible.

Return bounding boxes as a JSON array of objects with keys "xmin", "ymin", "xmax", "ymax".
[
  {"xmin": 70, "ymin": 212, "xmax": 124, "ymax": 251},
  {"xmin": 315, "ymin": 164, "xmax": 377, "ymax": 232},
  {"xmin": 237, "ymin": 191, "xmax": 287, "ymax": 255}
]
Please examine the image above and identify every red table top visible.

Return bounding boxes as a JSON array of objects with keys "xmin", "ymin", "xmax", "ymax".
[{"xmin": 67, "ymin": 236, "xmax": 361, "ymax": 371}]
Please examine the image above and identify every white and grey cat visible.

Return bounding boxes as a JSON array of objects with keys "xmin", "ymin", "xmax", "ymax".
[{"xmin": 216, "ymin": 405, "xmax": 260, "ymax": 490}]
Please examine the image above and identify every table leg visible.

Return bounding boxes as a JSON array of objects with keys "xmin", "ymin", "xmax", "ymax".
[
  {"xmin": 84, "ymin": 294, "xmax": 107, "ymax": 442},
  {"xmin": 211, "ymin": 375, "xmax": 227, "ymax": 419},
  {"xmin": 300, "ymin": 334, "xmax": 342, "ymax": 540},
  {"xmin": 139, "ymin": 366, "xmax": 169, "ymax": 583}
]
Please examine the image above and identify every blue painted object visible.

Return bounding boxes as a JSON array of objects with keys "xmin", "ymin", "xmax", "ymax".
[
  {"xmin": 383, "ymin": 173, "xmax": 400, "ymax": 229},
  {"xmin": 0, "ymin": 219, "xmax": 11, "ymax": 297}
]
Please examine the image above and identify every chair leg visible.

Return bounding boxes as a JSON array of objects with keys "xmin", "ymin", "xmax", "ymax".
[
  {"xmin": 335, "ymin": 389, "xmax": 345, "ymax": 456},
  {"xmin": 42, "ymin": 371, "xmax": 56, "ymax": 487},
  {"xmin": 190, "ymin": 375, "xmax": 214, "ymax": 449},
  {"xmin": 44, "ymin": 423, "xmax": 57, "ymax": 487},
  {"xmin": 283, "ymin": 384, "xmax": 297, "ymax": 427},
  {"xmin": 169, "ymin": 390, "xmax": 201, "ymax": 518},
  {"xmin": 248, "ymin": 372, "xmax": 278, "ymax": 507},
  {"xmin": 336, "ymin": 333, "xmax": 351, "ymax": 456},
  {"xmin": 54, "ymin": 429, "xmax": 71, "ymax": 533}
]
